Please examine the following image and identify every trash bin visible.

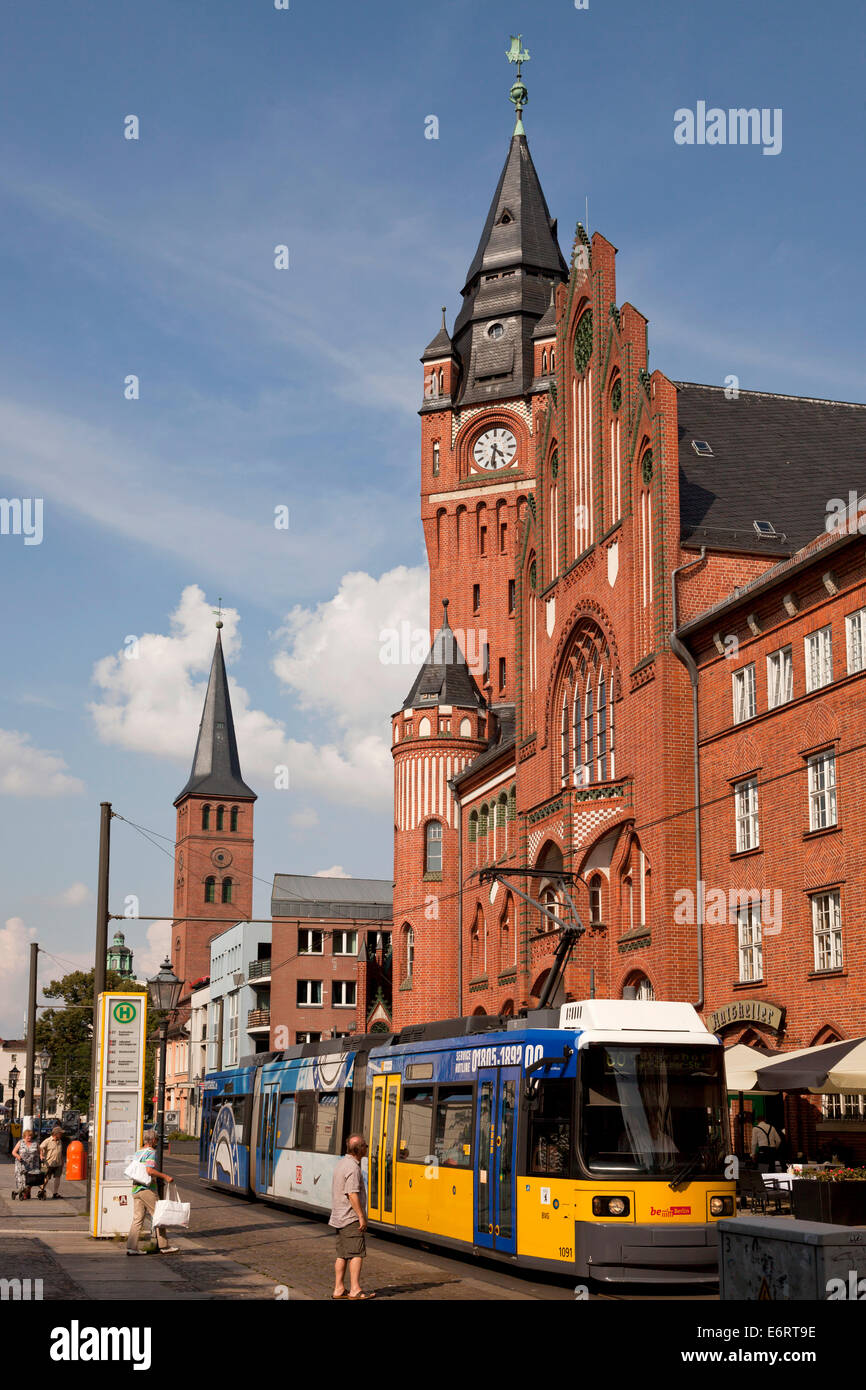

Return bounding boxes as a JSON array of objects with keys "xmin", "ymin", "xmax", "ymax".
[{"xmin": 718, "ymin": 1216, "xmax": 866, "ymax": 1300}]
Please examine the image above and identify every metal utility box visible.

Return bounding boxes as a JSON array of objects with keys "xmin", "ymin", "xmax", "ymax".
[{"xmin": 718, "ymin": 1216, "xmax": 866, "ymax": 1300}]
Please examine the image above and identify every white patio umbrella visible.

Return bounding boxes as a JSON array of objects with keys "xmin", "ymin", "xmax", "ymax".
[
  {"xmin": 723, "ymin": 1042, "xmax": 780, "ymax": 1094},
  {"xmin": 753, "ymin": 1036, "xmax": 866, "ymax": 1093}
]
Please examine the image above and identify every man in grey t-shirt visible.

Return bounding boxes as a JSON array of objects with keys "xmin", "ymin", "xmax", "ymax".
[{"xmin": 329, "ymin": 1133, "xmax": 375, "ymax": 1299}]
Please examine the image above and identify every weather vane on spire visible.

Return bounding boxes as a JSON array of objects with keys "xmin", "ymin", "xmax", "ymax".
[
  {"xmin": 506, "ymin": 34, "xmax": 530, "ymax": 134},
  {"xmin": 213, "ymin": 596, "xmax": 223, "ymax": 630}
]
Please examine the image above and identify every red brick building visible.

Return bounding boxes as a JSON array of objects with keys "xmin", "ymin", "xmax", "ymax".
[{"xmin": 390, "ymin": 93, "xmax": 866, "ymax": 1157}]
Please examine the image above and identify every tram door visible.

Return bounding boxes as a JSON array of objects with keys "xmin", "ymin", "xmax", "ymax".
[
  {"xmin": 368, "ymin": 1074, "xmax": 401, "ymax": 1225},
  {"xmin": 473, "ymin": 1067, "xmax": 519, "ymax": 1254},
  {"xmin": 258, "ymin": 1079, "xmax": 279, "ymax": 1194}
]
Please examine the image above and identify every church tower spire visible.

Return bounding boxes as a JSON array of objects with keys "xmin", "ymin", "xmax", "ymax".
[{"xmin": 171, "ymin": 618, "xmax": 256, "ymax": 992}]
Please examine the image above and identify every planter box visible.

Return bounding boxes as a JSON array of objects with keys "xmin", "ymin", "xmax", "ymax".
[
  {"xmin": 792, "ymin": 1180, "xmax": 866, "ymax": 1226},
  {"xmin": 166, "ymin": 1141, "xmax": 199, "ymax": 1156}
]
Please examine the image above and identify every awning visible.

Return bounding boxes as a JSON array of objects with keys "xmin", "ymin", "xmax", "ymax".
[{"xmin": 753, "ymin": 1036, "xmax": 866, "ymax": 1093}]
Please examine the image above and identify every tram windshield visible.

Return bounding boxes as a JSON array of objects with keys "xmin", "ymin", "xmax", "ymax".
[{"xmin": 579, "ymin": 1044, "xmax": 727, "ymax": 1176}]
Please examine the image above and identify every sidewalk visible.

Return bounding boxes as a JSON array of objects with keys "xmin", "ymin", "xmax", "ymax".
[{"xmin": 0, "ymin": 1152, "xmax": 292, "ymax": 1301}]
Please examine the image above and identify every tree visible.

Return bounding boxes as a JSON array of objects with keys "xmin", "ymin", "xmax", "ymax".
[{"xmin": 36, "ymin": 969, "xmax": 166, "ymax": 1115}]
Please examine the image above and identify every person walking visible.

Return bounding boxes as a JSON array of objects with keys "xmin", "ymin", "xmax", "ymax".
[
  {"xmin": 329, "ymin": 1133, "xmax": 375, "ymax": 1300},
  {"xmin": 39, "ymin": 1124, "xmax": 65, "ymax": 1199},
  {"xmin": 126, "ymin": 1129, "xmax": 179, "ymax": 1255},
  {"xmin": 11, "ymin": 1128, "xmax": 43, "ymax": 1200}
]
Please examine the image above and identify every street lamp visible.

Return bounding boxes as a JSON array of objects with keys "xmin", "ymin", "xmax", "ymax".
[
  {"xmin": 7, "ymin": 1068, "xmax": 19, "ymax": 1136},
  {"xmin": 147, "ymin": 959, "xmax": 182, "ymax": 1173},
  {"xmin": 37, "ymin": 1050, "xmax": 51, "ymax": 1131}
]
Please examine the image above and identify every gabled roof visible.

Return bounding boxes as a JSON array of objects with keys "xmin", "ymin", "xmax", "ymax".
[
  {"xmin": 400, "ymin": 601, "xmax": 486, "ymax": 712},
  {"xmin": 174, "ymin": 627, "xmax": 256, "ymax": 804},
  {"xmin": 676, "ymin": 382, "xmax": 866, "ymax": 556}
]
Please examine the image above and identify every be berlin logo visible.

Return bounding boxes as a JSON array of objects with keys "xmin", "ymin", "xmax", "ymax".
[{"xmin": 674, "ymin": 102, "xmax": 782, "ymax": 156}]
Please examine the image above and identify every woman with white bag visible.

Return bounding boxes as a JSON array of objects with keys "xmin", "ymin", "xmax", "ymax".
[{"xmin": 125, "ymin": 1129, "xmax": 179, "ymax": 1256}]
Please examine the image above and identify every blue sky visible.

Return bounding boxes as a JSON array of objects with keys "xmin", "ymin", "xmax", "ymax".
[{"xmin": 1, "ymin": 0, "xmax": 864, "ymax": 1033}]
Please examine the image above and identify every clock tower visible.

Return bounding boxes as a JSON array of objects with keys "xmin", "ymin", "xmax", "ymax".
[
  {"xmin": 172, "ymin": 620, "xmax": 256, "ymax": 992},
  {"xmin": 394, "ymin": 40, "xmax": 567, "ymax": 1024},
  {"xmin": 419, "ymin": 43, "xmax": 567, "ymax": 709}
]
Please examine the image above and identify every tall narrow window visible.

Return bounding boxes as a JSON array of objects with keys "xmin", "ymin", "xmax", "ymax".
[
  {"xmin": 811, "ymin": 890, "xmax": 842, "ymax": 971},
  {"xmin": 221, "ymin": 878, "xmax": 233, "ymax": 904},
  {"xmin": 560, "ymin": 689, "xmax": 569, "ymax": 787},
  {"xmin": 432, "ymin": 441, "xmax": 440, "ymax": 476},
  {"xmin": 572, "ymin": 688, "xmax": 582, "ymax": 785},
  {"xmin": 767, "ymin": 647, "xmax": 793, "ymax": 708},
  {"xmin": 499, "ymin": 657, "xmax": 506, "ymax": 692},
  {"xmin": 472, "ymin": 584, "xmax": 480, "ymax": 614},
  {"xmin": 805, "ymin": 626, "xmax": 833, "ymax": 691},
  {"xmin": 589, "ymin": 875, "xmax": 602, "ymax": 925},
  {"xmin": 216, "ymin": 805, "xmax": 225, "ymax": 831},
  {"xmin": 202, "ymin": 805, "xmax": 211, "ymax": 830},
  {"xmin": 425, "ymin": 820, "xmax": 443, "ymax": 874},
  {"xmin": 204, "ymin": 877, "xmax": 216, "ymax": 904},
  {"xmin": 846, "ymin": 608, "xmax": 866, "ymax": 674},
  {"xmin": 732, "ymin": 665, "xmax": 757, "ymax": 723},
  {"xmin": 406, "ymin": 926, "xmax": 415, "ymax": 979},
  {"xmin": 508, "ymin": 579, "xmax": 515, "ymax": 613},
  {"xmin": 734, "ymin": 777, "xmax": 760, "ymax": 852},
  {"xmin": 550, "ymin": 483, "xmax": 558, "ymax": 579},
  {"xmin": 230, "ymin": 806, "xmax": 239, "ymax": 832},
  {"xmin": 807, "ymin": 751, "xmax": 837, "ymax": 830},
  {"xmin": 584, "ymin": 681, "xmax": 594, "ymax": 785},
  {"xmin": 597, "ymin": 674, "xmax": 607, "ymax": 781},
  {"xmin": 737, "ymin": 901, "xmax": 763, "ymax": 982}
]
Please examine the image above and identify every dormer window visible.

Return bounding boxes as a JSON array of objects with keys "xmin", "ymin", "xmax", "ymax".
[
  {"xmin": 487, "ymin": 322, "xmax": 505, "ymax": 340},
  {"xmin": 498, "ymin": 209, "xmax": 513, "ymax": 225}
]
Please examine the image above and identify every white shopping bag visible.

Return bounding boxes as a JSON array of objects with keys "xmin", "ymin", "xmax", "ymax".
[
  {"xmin": 124, "ymin": 1154, "xmax": 153, "ymax": 1184},
  {"xmin": 153, "ymin": 1187, "xmax": 190, "ymax": 1229}
]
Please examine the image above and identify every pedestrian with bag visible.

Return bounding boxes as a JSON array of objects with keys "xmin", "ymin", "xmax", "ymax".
[
  {"xmin": 11, "ymin": 1128, "xmax": 45, "ymax": 1200},
  {"xmin": 126, "ymin": 1129, "xmax": 179, "ymax": 1255},
  {"xmin": 39, "ymin": 1124, "xmax": 65, "ymax": 1199}
]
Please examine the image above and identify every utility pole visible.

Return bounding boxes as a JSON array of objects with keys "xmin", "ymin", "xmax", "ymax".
[
  {"xmin": 24, "ymin": 942, "xmax": 38, "ymax": 1120},
  {"xmin": 87, "ymin": 801, "xmax": 112, "ymax": 1213}
]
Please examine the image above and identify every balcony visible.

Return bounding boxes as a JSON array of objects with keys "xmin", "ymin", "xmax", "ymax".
[
  {"xmin": 248, "ymin": 959, "xmax": 272, "ymax": 983},
  {"xmin": 247, "ymin": 1008, "xmax": 271, "ymax": 1033}
]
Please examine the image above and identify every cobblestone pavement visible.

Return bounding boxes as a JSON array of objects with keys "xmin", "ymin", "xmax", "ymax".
[{"xmin": 0, "ymin": 1151, "xmax": 717, "ymax": 1301}]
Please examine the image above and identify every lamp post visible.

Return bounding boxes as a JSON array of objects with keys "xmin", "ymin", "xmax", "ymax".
[
  {"xmin": 7, "ymin": 1068, "xmax": 19, "ymax": 1141},
  {"xmin": 38, "ymin": 1050, "xmax": 51, "ymax": 1131},
  {"xmin": 147, "ymin": 959, "xmax": 182, "ymax": 1174}
]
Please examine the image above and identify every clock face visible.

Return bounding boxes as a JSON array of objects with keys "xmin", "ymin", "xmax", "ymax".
[{"xmin": 472, "ymin": 427, "xmax": 517, "ymax": 471}]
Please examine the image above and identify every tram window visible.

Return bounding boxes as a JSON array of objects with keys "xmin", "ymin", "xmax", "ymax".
[
  {"xmin": 527, "ymin": 1079, "xmax": 573, "ymax": 1177},
  {"xmin": 398, "ymin": 1087, "xmax": 434, "ymax": 1161},
  {"xmin": 315, "ymin": 1093, "xmax": 340, "ymax": 1154},
  {"xmin": 294, "ymin": 1092, "xmax": 317, "ymax": 1151},
  {"xmin": 434, "ymin": 1087, "xmax": 473, "ymax": 1168},
  {"xmin": 276, "ymin": 1096, "xmax": 296, "ymax": 1149}
]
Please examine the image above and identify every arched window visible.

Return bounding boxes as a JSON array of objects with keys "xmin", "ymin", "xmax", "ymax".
[
  {"xmin": 550, "ymin": 349, "xmax": 555, "ymax": 372},
  {"xmin": 572, "ymin": 687, "xmax": 582, "ymax": 785},
  {"xmin": 230, "ymin": 806, "xmax": 239, "ymax": 833},
  {"xmin": 609, "ymin": 374, "xmax": 622, "ymax": 524},
  {"xmin": 542, "ymin": 349, "xmax": 548, "ymax": 374},
  {"xmin": 589, "ymin": 874, "xmax": 603, "ymax": 925},
  {"xmin": 624, "ymin": 876, "xmax": 633, "ymax": 930},
  {"xmin": 221, "ymin": 878, "xmax": 233, "ymax": 904},
  {"xmin": 405, "ymin": 925, "xmax": 415, "ymax": 980},
  {"xmin": 497, "ymin": 792, "xmax": 508, "ymax": 851},
  {"xmin": 584, "ymin": 678, "xmax": 594, "ymax": 784},
  {"xmin": 508, "ymin": 784, "xmax": 516, "ymax": 822},
  {"xmin": 625, "ymin": 973, "xmax": 654, "ymax": 1001},
  {"xmin": 425, "ymin": 820, "xmax": 443, "ymax": 874},
  {"xmin": 549, "ymin": 482, "xmax": 558, "ymax": 580},
  {"xmin": 560, "ymin": 688, "xmax": 569, "ymax": 787},
  {"xmin": 204, "ymin": 877, "xmax": 216, "ymax": 904},
  {"xmin": 438, "ymin": 369, "xmax": 444, "ymax": 393},
  {"xmin": 479, "ymin": 804, "xmax": 489, "ymax": 839},
  {"xmin": 419, "ymin": 716, "xmax": 431, "ymax": 737},
  {"xmin": 216, "ymin": 805, "xmax": 225, "ymax": 831},
  {"xmin": 202, "ymin": 805, "xmax": 211, "ymax": 831},
  {"xmin": 597, "ymin": 673, "xmax": 607, "ymax": 781},
  {"xmin": 459, "ymin": 717, "xmax": 472, "ymax": 737}
]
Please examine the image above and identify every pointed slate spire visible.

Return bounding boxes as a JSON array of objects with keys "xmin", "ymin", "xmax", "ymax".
[
  {"xmin": 421, "ymin": 306, "xmax": 454, "ymax": 363},
  {"xmin": 451, "ymin": 130, "xmax": 568, "ymax": 405},
  {"xmin": 174, "ymin": 624, "xmax": 256, "ymax": 804},
  {"xmin": 532, "ymin": 280, "xmax": 558, "ymax": 339},
  {"xmin": 402, "ymin": 599, "xmax": 486, "ymax": 711}
]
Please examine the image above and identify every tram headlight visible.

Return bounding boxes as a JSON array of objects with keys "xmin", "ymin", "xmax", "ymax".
[
  {"xmin": 710, "ymin": 1196, "xmax": 734, "ymax": 1217},
  {"xmin": 592, "ymin": 1195, "xmax": 630, "ymax": 1217}
]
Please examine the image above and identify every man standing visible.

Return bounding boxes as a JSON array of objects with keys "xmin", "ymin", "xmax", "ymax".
[
  {"xmin": 126, "ymin": 1129, "xmax": 179, "ymax": 1256},
  {"xmin": 751, "ymin": 1117, "xmax": 782, "ymax": 1171},
  {"xmin": 39, "ymin": 1124, "xmax": 65, "ymax": 1199},
  {"xmin": 329, "ymin": 1133, "xmax": 375, "ymax": 1299}
]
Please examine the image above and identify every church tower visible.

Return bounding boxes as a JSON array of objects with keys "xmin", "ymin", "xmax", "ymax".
[
  {"xmin": 172, "ymin": 620, "xmax": 256, "ymax": 991},
  {"xmin": 393, "ymin": 42, "xmax": 566, "ymax": 1024}
]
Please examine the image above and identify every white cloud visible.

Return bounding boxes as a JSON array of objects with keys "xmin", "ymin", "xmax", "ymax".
[
  {"xmin": 0, "ymin": 917, "xmax": 38, "ymax": 1034},
  {"xmin": 0, "ymin": 729, "xmax": 84, "ymax": 797},
  {"xmin": 132, "ymin": 920, "xmax": 173, "ymax": 983},
  {"xmin": 289, "ymin": 808, "xmax": 319, "ymax": 830},
  {"xmin": 89, "ymin": 574, "xmax": 429, "ymax": 808},
  {"xmin": 314, "ymin": 866, "xmax": 351, "ymax": 879},
  {"xmin": 52, "ymin": 882, "xmax": 91, "ymax": 907}
]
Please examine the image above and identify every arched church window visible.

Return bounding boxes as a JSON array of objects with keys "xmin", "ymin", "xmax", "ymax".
[
  {"xmin": 589, "ymin": 874, "xmax": 603, "ymax": 925},
  {"xmin": 202, "ymin": 805, "xmax": 211, "ymax": 831},
  {"xmin": 216, "ymin": 805, "xmax": 225, "ymax": 831},
  {"xmin": 425, "ymin": 821, "xmax": 443, "ymax": 874},
  {"xmin": 204, "ymin": 877, "xmax": 216, "ymax": 904},
  {"xmin": 221, "ymin": 878, "xmax": 233, "ymax": 905}
]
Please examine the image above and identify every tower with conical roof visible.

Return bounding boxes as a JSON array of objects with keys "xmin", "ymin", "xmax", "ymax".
[
  {"xmin": 107, "ymin": 929, "xmax": 134, "ymax": 980},
  {"xmin": 171, "ymin": 619, "xmax": 256, "ymax": 991}
]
